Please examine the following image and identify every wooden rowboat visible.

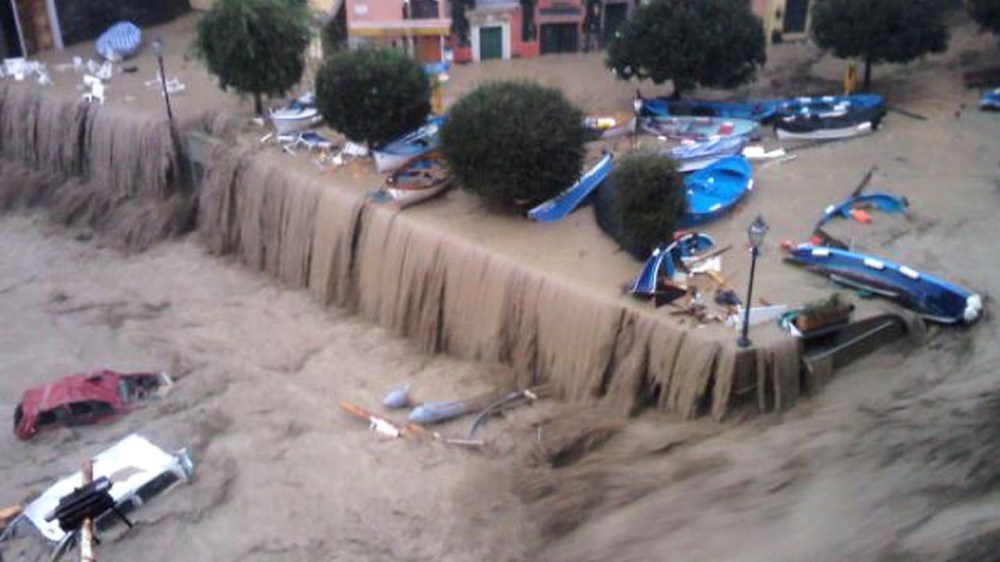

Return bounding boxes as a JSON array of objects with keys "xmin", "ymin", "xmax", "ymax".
[{"xmin": 384, "ymin": 151, "xmax": 451, "ymax": 209}]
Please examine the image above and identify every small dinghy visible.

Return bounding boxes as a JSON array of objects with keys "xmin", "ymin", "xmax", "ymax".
[
  {"xmin": 629, "ymin": 232, "xmax": 716, "ymax": 297},
  {"xmin": 679, "ymin": 156, "xmax": 754, "ymax": 227},
  {"xmin": 641, "ymin": 115, "xmax": 758, "ymax": 140},
  {"xmin": 785, "ymin": 245, "xmax": 983, "ymax": 324},
  {"xmin": 774, "ymin": 106, "xmax": 884, "ymax": 140},
  {"xmin": 981, "ymin": 88, "xmax": 1000, "ymax": 111},
  {"xmin": 95, "ymin": 21, "xmax": 142, "ymax": 61},
  {"xmin": 812, "ymin": 192, "xmax": 909, "ymax": 231},
  {"xmin": 270, "ymin": 92, "xmax": 322, "ymax": 134},
  {"xmin": 383, "ymin": 151, "xmax": 451, "ymax": 209},
  {"xmin": 666, "ymin": 136, "xmax": 749, "ymax": 173},
  {"xmin": 528, "ymin": 154, "xmax": 614, "ymax": 222},
  {"xmin": 374, "ymin": 116, "xmax": 446, "ymax": 173}
]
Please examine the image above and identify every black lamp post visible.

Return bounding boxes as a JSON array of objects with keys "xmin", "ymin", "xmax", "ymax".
[
  {"xmin": 738, "ymin": 215, "xmax": 769, "ymax": 348},
  {"xmin": 152, "ymin": 38, "xmax": 175, "ymax": 127}
]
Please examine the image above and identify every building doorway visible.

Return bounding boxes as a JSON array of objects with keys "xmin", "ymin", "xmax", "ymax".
[
  {"xmin": 479, "ymin": 25, "xmax": 502, "ymax": 60},
  {"xmin": 783, "ymin": 0, "xmax": 809, "ymax": 34},
  {"xmin": 540, "ymin": 23, "xmax": 578, "ymax": 54},
  {"xmin": 603, "ymin": 2, "xmax": 627, "ymax": 45}
]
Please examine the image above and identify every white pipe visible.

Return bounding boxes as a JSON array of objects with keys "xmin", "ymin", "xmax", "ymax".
[{"xmin": 9, "ymin": 0, "xmax": 27, "ymax": 56}]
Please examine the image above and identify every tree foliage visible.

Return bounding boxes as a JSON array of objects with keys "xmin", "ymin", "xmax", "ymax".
[
  {"xmin": 440, "ymin": 81, "xmax": 586, "ymax": 211},
  {"xmin": 611, "ymin": 153, "xmax": 686, "ymax": 254},
  {"xmin": 968, "ymin": 0, "xmax": 1000, "ymax": 35},
  {"xmin": 194, "ymin": 0, "xmax": 312, "ymax": 115},
  {"xmin": 811, "ymin": 0, "xmax": 951, "ymax": 88},
  {"xmin": 315, "ymin": 48, "xmax": 431, "ymax": 146},
  {"xmin": 605, "ymin": 0, "xmax": 766, "ymax": 98}
]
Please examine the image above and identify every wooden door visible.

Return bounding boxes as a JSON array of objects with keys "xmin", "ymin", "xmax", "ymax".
[
  {"xmin": 13, "ymin": 0, "xmax": 53, "ymax": 54},
  {"xmin": 479, "ymin": 26, "xmax": 502, "ymax": 60},
  {"xmin": 783, "ymin": 0, "xmax": 809, "ymax": 34}
]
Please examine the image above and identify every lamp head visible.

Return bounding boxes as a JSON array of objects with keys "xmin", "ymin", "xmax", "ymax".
[
  {"xmin": 747, "ymin": 214, "xmax": 769, "ymax": 250},
  {"xmin": 152, "ymin": 38, "xmax": 163, "ymax": 58},
  {"xmin": 632, "ymin": 91, "xmax": 643, "ymax": 115}
]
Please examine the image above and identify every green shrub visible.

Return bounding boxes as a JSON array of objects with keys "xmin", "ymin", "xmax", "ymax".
[
  {"xmin": 316, "ymin": 48, "xmax": 431, "ymax": 146},
  {"xmin": 606, "ymin": 0, "xmax": 765, "ymax": 99},
  {"xmin": 611, "ymin": 153, "xmax": 686, "ymax": 253},
  {"xmin": 194, "ymin": 0, "xmax": 312, "ymax": 115},
  {"xmin": 440, "ymin": 81, "xmax": 586, "ymax": 210},
  {"xmin": 968, "ymin": 0, "xmax": 1000, "ymax": 35}
]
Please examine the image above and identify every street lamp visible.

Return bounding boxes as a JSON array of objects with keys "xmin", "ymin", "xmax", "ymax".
[
  {"xmin": 738, "ymin": 215, "xmax": 769, "ymax": 348},
  {"xmin": 152, "ymin": 38, "xmax": 175, "ymax": 127}
]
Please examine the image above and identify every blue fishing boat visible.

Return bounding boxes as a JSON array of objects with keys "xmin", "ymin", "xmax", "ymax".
[
  {"xmin": 95, "ymin": 21, "xmax": 142, "ymax": 62},
  {"xmin": 641, "ymin": 116, "xmax": 758, "ymax": 140},
  {"xmin": 641, "ymin": 97, "xmax": 780, "ymax": 122},
  {"xmin": 528, "ymin": 154, "xmax": 614, "ymax": 222},
  {"xmin": 374, "ymin": 116, "xmax": 447, "ymax": 173},
  {"xmin": 775, "ymin": 94, "xmax": 886, "ymax": 116},
  {"xmin": 981, "ymin": 88, "xmax": 1000, "ymax": 111},
  {"xmin": 679, "ymin": 156, "xmax": 754, "ymax": 227},
  {"xmin": 813, "ymin": 192, "xmax": 909, "ymax": 232},
  {"xmin": 785, "ymin": 245, "xmax": 984, "ymax": 324},
  {"xmin": 630, "ymin": 233, "xmax": 716, "ymax": 296},
  {"xmin": 667, "ymin": 136, "xmax": 749, "ymax": 173}
]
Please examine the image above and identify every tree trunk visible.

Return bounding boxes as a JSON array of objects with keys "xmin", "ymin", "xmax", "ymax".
[
  {"xmin": 671, "ymin": 82, "xmax": 683, "ymax": 100},
  {"xmin": 254, "ymin": 93, "xmax": 263, "ymax": 116},
  {"xmin": 863, "ymin": 58, "xmax": 873, "ymax": 91}
]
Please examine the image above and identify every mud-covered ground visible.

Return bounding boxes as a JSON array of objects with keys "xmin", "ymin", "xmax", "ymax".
[{"xmin": 1, "ymin": 9, "xmax": 1000, "ymax": 562}]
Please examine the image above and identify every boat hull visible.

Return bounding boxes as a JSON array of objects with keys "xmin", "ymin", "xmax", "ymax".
[
  {"xmin": 373, "ymin": 117, "xmax": 446, "ymax": 174},
  {"xmin": 679, "ymin": 156, "xmax": 753, "ymax": 227},
  {"xmin": 641, "ymin": 116, "xmax": 758, "ymax": 141},
  {"xmin": 775, "ymin": 121, "xmax": 873, "ymax": 140},
  {"xmin": 384, "ymin": 152, "xmax": 451, "ymax": 209},
  {"xmin": 527, "ymin": 154, "xmax": 615, "ymax": 222},
  {"xmin": 786, "ymin": 245, "xmax": 983, "ymax": 324}
]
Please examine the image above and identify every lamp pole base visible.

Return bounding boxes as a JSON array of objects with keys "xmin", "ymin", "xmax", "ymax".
[{"xmin": 737, "ymin": 336, "xmax": 752, "ymax": 349}]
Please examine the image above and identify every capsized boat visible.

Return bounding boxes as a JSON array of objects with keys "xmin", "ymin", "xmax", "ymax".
[
  {"xmin": 528, "ymin": 154, "xmax": 614, "ymax": 222},
  {"xmin": 270, "ymin": 92, "xmax": 323, "ymax": 134},
  {"xmin": 384, "ymin": 151, "xmax": 451, "ymax": 209},
  {"xmin": 679, "ymin": 156, "xmax": 754, "ymax": 227},
  {"xmin": 981, "ymin": 88, "xmax": 1000, "ymax": 111},
  {"xmin": 785, "ymin": 245, "xmax": 983, "ymax": 324},
  {"xmin": 813, "ymin": 191, "xmax": 909, "ymax": 232},
  {"xmin": 666, "ymin": 136, "xmax": 749, "ymax": 173},
  {"xmin": 373, "ymin": 116, "xmax": 446, "ymax": 174},
  {"xmin": 775, "ymin": 93, "xmax": 886, "ymax": 116},
  {"xmin": 630, "ymin": 232, "xmax": 716, "ymax": 296},
  {"xmin": 95, "ymin": 21, "xmax": 142, "ymax": 61},
  {"xmin": 641, "ymin": 115, "xmax": 758, "ymax": 140}
]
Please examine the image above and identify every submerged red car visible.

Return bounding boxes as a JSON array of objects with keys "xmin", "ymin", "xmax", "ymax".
[{"xmin": 13, "ymin": 370, "xmax": 172, "ymax": 440}]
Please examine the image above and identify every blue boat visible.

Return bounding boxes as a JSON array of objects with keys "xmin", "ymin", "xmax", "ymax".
[
  {"xmin": 641, "ymin": 116, "xmax": 759, "ymax": 141},
  {"xmin": 679, "ymin": 156, "xmax": 754, "ymax": 227},
  {"xmin": 813, "ymin": 192, "xmax": 909, "ymax": 232},
  {"xmin": 630, "ymin": 233, "xmax": 716, "ymax": 296},
  {"xmin": 775, "ymin": 94, "xmax": 886, "ymax": 116},
  {"xmin": 785, "ymin": 245, "xmax": 984, "ymax": 324},
  {"xmin": 95, "ymin": 21, "xmax": 142, "ymax": 62},
  {"xmin": 528, "ymin": 154, "xmax": 614, "ymax": 222},
  {"xmin": 374, "ymin": 116, "xmax": 447, "ymax": 173},
  {"xmin": 981, "ymin": 88, "xmax": 1000, "ymax": 111},
  {"xmin": 641, "ymin": 97, "xmax": 780, "ymax": 122},
  {"xmin": 666, "ymin": 136, "xmax": 749, "ymax": 173}
]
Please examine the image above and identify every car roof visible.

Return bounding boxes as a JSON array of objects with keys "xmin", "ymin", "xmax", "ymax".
[{"xmin": 19, "ymin": 371, "xmax": 127, "ymax": 415}]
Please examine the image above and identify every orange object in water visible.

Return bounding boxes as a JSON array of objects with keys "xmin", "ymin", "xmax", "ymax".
[
  {"xmin": 849, "ymin": 208, "xmax": 873, "ymax": 223},
  {"xmin": 808, "ymin": 235, "xmax": 824, "ymax": 246}
]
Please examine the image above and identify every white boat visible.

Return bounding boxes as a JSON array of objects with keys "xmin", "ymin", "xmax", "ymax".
[
  {"xmin": 373, "ymin": 117, "xmax": 445, "ymax": 174},
  {"xmin": 270, "ymin": 92, "xmax": 322, "ymax": 134},
  {"xmin": 383, "ymin": 151, "xmax": 451, "ymax": 209},
  {"xmin": 775, "ymin": 120, "xmax": 873, "ymax": 140}
]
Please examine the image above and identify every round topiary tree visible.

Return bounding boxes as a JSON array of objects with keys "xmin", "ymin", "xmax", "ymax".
[
  {"xmin": 610, "ymin": 153, "xmax": 686, "ymax": 255},
  {"xmin": 440, "ymin": 81, "xmax": 586, "ymax": 210},
  {"xmin": 194, "ymin": 0, "xmax": 312, "ymax": 115},
  {"xmin": 811, "ymin": 0, "xmax": 952, "ymax": 90},
  {"xmin": 315, "ymin": 48, "xmax": 431, "ymax": 146},
  {"xmin": 606, "ymin": 0, "xmax": 766, "ymax": 99},
  {"xmin": 968, "ymin": 0, "xmax": 1000, "ymax": 36}
]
